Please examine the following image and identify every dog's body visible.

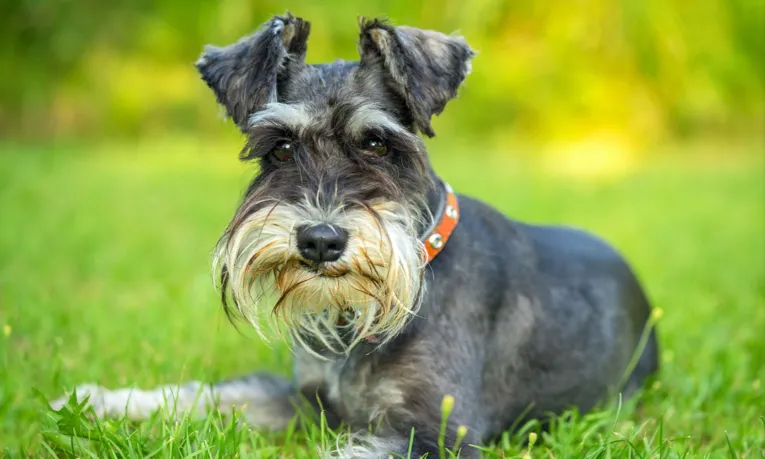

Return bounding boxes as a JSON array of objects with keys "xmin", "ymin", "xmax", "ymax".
[{"xmin": 51, "ymin": 14, "xmax": 658, "ymax": 458}]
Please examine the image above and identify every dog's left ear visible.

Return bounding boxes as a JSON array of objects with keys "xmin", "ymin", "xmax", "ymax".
[{"xmin": 357, "ymin": 18, "xmax": 476, "ymax": 137}]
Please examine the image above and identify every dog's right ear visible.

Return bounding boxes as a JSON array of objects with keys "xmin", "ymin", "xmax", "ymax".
[{"xmin": 195, "ymin": 13, "xmax": 310, "ymax": 131}]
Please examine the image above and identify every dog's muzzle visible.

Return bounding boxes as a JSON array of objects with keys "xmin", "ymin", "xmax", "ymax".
[
  {"xmin": 215, "ymin": 184, "xmax": 459, "ymax": 356},
  {"xmin": 214, "ymin": 199, "xmax": 424, "ymax": 354}
]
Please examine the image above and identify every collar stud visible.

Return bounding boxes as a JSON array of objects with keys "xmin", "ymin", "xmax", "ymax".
[{"xmin": 428, "ymin": 233, "xmax": 444, "ymax": 249}]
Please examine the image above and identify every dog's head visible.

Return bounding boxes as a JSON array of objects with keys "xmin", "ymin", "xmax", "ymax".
[{"xmin": 196, "ymin": 13, "xmax": 474, "ymax": 354}]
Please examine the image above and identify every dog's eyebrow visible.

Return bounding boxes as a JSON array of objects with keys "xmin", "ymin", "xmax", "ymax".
[
  {"xmin": 240, "ymin": 124, "xmax": 295, "ymax": 161},
  {"xmin": 248, "ymin": 102, "xmax": 312, "ymax": 131},
  {"xmin": 335, "ymin": 100, "xmax": 409, "ymax": 139}
]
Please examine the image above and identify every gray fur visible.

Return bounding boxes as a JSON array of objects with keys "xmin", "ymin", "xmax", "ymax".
[
  {"xmin": 356, "ymin": 18, "xmax": 476, "ymax": 136},
  {"xmin": 51, "ymin": 14, "xmax": 659, "ymax": 459}
]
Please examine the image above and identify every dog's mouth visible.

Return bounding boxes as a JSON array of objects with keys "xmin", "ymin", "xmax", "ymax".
[{"xmin": 298, "ymin": 260, "xmax": 348, "ymax": 278}]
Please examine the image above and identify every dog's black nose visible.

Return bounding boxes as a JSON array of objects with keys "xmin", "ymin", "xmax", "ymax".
[{"xmin": 296, "ymin": 224, "xmax": 348, "ymax": 263}]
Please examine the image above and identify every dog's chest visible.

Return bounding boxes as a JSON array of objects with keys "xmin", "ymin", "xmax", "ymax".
[{"xmin": 293, "ymin": 349, "xmax": 407, "ymax": 427}]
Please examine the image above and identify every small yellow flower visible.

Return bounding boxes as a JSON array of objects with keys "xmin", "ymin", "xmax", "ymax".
[
  {"xmin": 453, "ymin": 424, "xmax": 469, "ymax": 450},
  {"xmin": 441, "ymin": 394, "xmax": 455, "ymax": 417},
  {"xmin": 3, "ymin": 324, "xmax": 10, "ymax": 337},
  {"xmin": 651, "ymin": 307, "xmax": 664, "ymax": 321},
  {"xmin": 522, "ymin": 454, "xmax": 531, "ymax": 459},
  {"xmin": 528, "ymin": 432, "xmax": 538, "ymax": 446}
]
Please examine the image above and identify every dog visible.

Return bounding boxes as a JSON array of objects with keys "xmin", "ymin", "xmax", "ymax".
[{"xmin": 50, "ymin": 13, "xmax": 659, "ymax": 458}]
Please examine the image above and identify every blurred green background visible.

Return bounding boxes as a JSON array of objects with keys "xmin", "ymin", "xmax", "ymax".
[
  {"xmin": 2, "ymin": 0, "xmax": 764, "ymax": 149},
  {"xmin": 1, "ymin": 0, "xmax": 764, "ymax": 456}
]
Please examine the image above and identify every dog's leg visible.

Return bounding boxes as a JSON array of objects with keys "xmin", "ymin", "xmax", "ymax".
[
  {"xmin": 49, "ymin": 372, "xmax": 301, "ymax": 430},
  {"xmin": 322, "ymin": 354, "xmax": 485, "ymax": 459}
]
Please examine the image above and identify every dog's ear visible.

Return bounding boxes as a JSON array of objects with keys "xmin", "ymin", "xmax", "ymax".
[
  {"xmin": 357, "ymin": 18, "xmax": 475, "ymax": 137},
  {"xmin": 195, "ymin": 13, "xmax": 310, "ymax": 131}
]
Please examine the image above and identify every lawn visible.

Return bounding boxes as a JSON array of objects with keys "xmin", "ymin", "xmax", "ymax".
[{"xmin": 0, "ymin": 138, "xmax": 763, "ymax": 457}]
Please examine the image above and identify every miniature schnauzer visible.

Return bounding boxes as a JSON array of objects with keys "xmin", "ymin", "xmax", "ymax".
[{"xmin": 51, "ymin": 13, "xmax": 659, "ymax": 458}]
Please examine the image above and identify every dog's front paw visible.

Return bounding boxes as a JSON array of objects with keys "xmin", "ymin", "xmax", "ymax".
[
  {"xmin": 49, "ymin": 384, "xmax": 142, "ymax": 419},
  {"xmin": 324, "ymin": 434, "xmax": 406, "ymax": 459},
  {"xmin": 50, "ymin": 384, "xmax": 109, "ymax": 413}
]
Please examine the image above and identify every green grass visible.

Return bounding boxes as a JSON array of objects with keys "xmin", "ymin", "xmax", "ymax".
[{"xmin": 1, "ymin": 138, "xmax": 763, "ymax": 457}]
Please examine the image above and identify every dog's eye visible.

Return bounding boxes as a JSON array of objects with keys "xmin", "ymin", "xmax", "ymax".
[
  {"xmin": 362, "ymin": 137, "xmax": 388, "ymax": 156},
  {"xmin": 270, "ymin": 142, "xmax": 294, "ymax": 162}
]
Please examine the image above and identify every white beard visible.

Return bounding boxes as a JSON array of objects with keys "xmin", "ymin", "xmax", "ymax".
[{"xmin": 214, "ymin": 197, "xmax": 427, "ymax": 357}]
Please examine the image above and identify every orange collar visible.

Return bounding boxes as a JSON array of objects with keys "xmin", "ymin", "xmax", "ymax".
[{"xmin": 422, "ymin": 182, "xmax": 459, "ymax": 264}]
